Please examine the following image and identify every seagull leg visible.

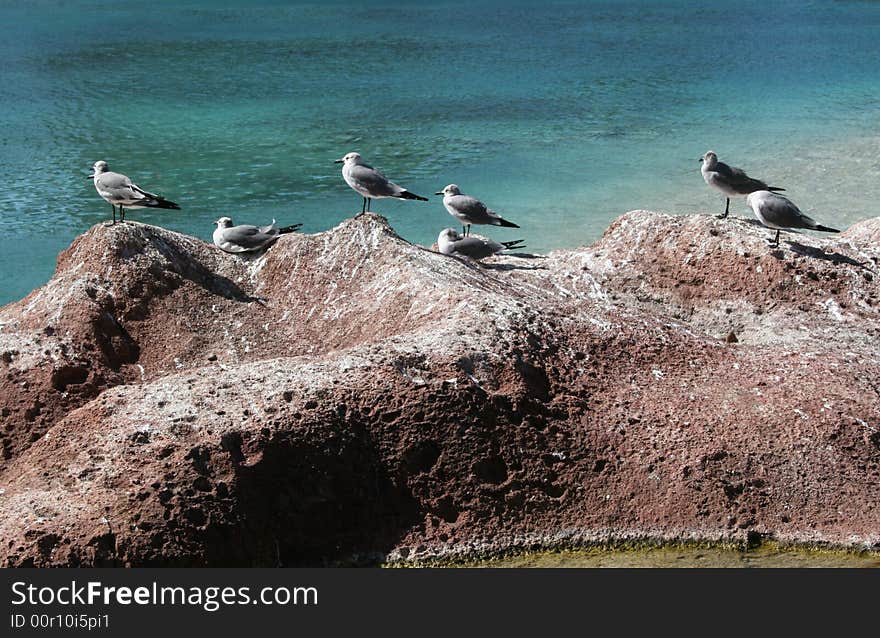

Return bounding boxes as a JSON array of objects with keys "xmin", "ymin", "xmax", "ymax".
[
  {"xmin": 717, "ymin": 198, "xmax": 730, "ymax": 220},
  {"xmin": 355, "ymin": 197, "xmax": 366, "ymax": 218},
  {"xmin": 462, "ymin": 225, "xmax": 466, "ymax": 236},
  {"xmin": 768, "ymin": 229, "xmax": 780, "ymax": 248},
  {"xmin": 111, "ymin": 205, "xmax": 117, "ymax": 225},
  {"xmin": 367, "ymin": 198, "xmax": 371, "ymax": 212},
  {"xmin": 120, "ymin": 205, "xmax": 126, "ymax": 222}
]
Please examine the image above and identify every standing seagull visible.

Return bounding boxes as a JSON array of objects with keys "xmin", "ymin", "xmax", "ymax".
[
  {"xmin": 745, "ymin": 190, "xmax": 839, "ymax": 247},
  {"xmin": 437, "ymin": 228, "xmax": 525, "ymax": 260},
  {"xmin": 700, "ymin": 151, "xmax": 784, "ymax": 219},
  {"xmin": 435, "ymin": 184, "xmax": 519, "ymax": 236},
  {"xmin": 334, "ymin": 152, "xmax": 427, "ymax": 216},
  {"xmin": 89, "ymin": 160, "xmax": 180, "ymax": 224},
  {"xmin": 212, "ymin": 217, "xmax": 302, "ymax": 254}
]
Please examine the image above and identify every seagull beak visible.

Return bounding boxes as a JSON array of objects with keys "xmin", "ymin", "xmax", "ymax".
[
  {"xmin": 698, "ymin": 158, "xmax": 704, "ymax": 163},
  {"xmin": 434, "ymin": 191, "xmax": 444, "ymax": 195},
  {"xmin": 333, "ymin": 159, "xmax": 344, "ymax": 164},
  {"xmin": 87, "ymin": 174, "xmax": 94, "ymax": 179}
]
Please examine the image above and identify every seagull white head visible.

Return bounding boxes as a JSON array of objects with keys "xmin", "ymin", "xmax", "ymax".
[
  {"xmin": 334, "ymin": 152, "xmax": 362, "ymax": 165},
  {"xmin": 700, "ymin": 151, "xmax": 718, "ymax": 168},
  {"xmin": 435, "ymin": 184, "xmax": 462, "ymax": 196},
  {"xmin": 214, "ymin": 217, "xmax": 234, "ymax": 228},
  {"xmin": 89, "ymin": 160, "xmax": 109, "ymax": 178},
  {"xmin": 438, "ymin": 228, "xmax": 462, "ymax": 242}
]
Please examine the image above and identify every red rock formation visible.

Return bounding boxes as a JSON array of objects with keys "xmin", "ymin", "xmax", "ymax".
[{"xmin": 0, "ymin": 211, "xmax": 878, "ymax": 566}]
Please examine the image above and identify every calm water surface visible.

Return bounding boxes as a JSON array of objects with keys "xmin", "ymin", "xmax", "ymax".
[{"xmin": 2, "ymin": 0, "xmax": 880, "ymax": 305}]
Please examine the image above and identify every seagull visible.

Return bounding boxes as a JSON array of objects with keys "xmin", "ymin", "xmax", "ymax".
[
  {"xmin": 745, "ymin": 190, "xmax": 839, "ymax": 247},
  {"xmin": 334, "ymin": 152, "xmax": 427, "ymax": 216},
  {"xmin": 435, "ymin": 184, "xmax": 520, "ymax": 236},
  {"xmin": 212, "ymin": 217, "xmax": 302, "ymax": 253},
  {"xmin": 89, "ymin": 160, "xmax": 180, "ymax": 224},
  {"xmin": 700, "ymin": 151, "xmax": 784, "ymax": 219},
  {"xmin": 437, "ymin": 228, "xmax": 525, "ymax": 260}
]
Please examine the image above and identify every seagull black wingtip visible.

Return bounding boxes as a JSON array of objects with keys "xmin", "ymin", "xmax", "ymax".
[
  {"xmin": 148, "ymin": 199, "xmax": 181, "ymax": 210},
  {"xmin": 398, "ymin": 191, "xmax": 428, "ymax": 202}
]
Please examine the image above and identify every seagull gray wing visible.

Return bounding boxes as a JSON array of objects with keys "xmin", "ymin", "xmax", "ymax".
[
  {"xmin": 716, "ymin": 161, "xmax": 769, "ymax": 193},
  {"xmin": 451, "ymin": 236, "xmax": 502, "ymax": 260},
  {"xmin": 447, "ymin": 195, "xmax": 496, "ymax": 223},
  {"xmin": 221, "ymin": 225, "xmax": 280, "ymax": 251},
  {"xmin": 347, "ymin": 163, "xmax": 403, "ymax": 197},
  {"xmin": 759, "ymin": 194, "xmax": 818, "ymax": 229},
  {"xmin": 95, "ymin": 171, "xmax": 145, "ymax": 202}
]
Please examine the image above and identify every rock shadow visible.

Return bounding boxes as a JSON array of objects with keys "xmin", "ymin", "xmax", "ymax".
[
  {"xmin": 784, "ymin": 241, "xmax": 870, "ymax": 269},
  {"xmin": 215, "ymin": 416, "xmax": 421, "ymax": 566},
  {"xmin": 481, "ymin": 257, "xmax": 549, "ymax": 272},
  {"xmin": 146, "ymin": 234, "xmax": 266, "ymax": 303}
]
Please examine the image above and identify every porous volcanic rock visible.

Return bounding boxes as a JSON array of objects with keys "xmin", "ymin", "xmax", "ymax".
[{"xmin": 1, "ymin": 211, "xmax": 878, "ymax": 566}]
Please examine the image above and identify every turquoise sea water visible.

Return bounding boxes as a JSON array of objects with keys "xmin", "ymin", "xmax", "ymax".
[{"xmin": 1, "ymin": 0, "xmax": 879, "ymax": 306}]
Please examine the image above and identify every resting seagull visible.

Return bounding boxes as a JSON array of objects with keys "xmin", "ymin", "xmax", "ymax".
[
  {"xmin": 334, "ymin": 152, "xmax": 427, "ymax": 216},
  {"xmin": 437, "ymin": 228, "xmax": 525, "ymax": 260},
  {"xmin": 435, "ymin": 184, "xmax": 520, "ymax": 236},
  {"xmin": 212, "ymin": 217, "xmax": 302, "ymax": 254},
  {"xmin": 89, "ymin": 160, "xmax": 180, "ymax": 224},
  {"xmin": 745, "ymin": 190, "xmax": 839, "ymax": 248},
  {"xmin": 700, "ymin": 151, "xmax": 784, "ymax": 219}
]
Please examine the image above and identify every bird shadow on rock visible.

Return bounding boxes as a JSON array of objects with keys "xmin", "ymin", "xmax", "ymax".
[
  {"xmin": 782, "ymin": 241, "xmax": 871, "ymax": 270},
  {"xmin": 506, "ymin": 252, "xmax": 546, "ymax": 260},
  {"xmin": 147, "ymin": 236, "xmax": 268, "ymax": 305},
  {"xmin": 418, "ymin": 247, "xmax": 491, "ymax": 274},
  {"xmin": 480, "ymin": 259, "xmax": 549, "ymax": 272},
  {"xmin": 418, "ymin": 246, "xmax": 547, "ymax": 272},
  {"xmin": 175, "ymin": 257, "xmax": 268, "ymax": 305}
]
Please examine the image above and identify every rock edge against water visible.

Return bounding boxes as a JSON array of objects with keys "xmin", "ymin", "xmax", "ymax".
[{"xmin": 0, "ymin": 211, "xmax": 879, "ymax": 566}]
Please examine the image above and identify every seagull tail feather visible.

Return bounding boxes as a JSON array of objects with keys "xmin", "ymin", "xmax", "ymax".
[
  {"xmin": 495, "ymin": 217, "xmax": 520, "ymax": 229},
  {"xmin": 767, "ymin": 186, "xmax": 786, "ymax": 193},
  {"xmin": 145, "ymin": 198, "xmax": 181, "ymax": 210},
  {"xmin": 397, "ymin": 190, "xmax": 429, "ymax": 202},
  {"xmin": 279, "ymin": 223, "xmax": 303, "ymax": 234},
  {"xmin": 814, "ymin": 224, "xmax": 840, "ymax": 233},
  {"xmin": 501, "ymin": 239, "xmax": 526, "ymax": 250}
]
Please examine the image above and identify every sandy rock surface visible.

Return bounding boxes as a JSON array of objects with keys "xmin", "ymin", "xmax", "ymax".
[{"xmin": 1, "ymin": 211, "xmax": 878, "ymax": 566}]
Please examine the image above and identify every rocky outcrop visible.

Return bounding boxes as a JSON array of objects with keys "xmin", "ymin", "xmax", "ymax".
[{"xmin": 0, "ymin": 211, "xmax": 878, "ymax": 566}]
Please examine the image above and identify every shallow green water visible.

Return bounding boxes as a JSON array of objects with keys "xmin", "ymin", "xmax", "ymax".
[{"xmin": 471, "ymin": 545, "xmax": 880, "ymax": 568}]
